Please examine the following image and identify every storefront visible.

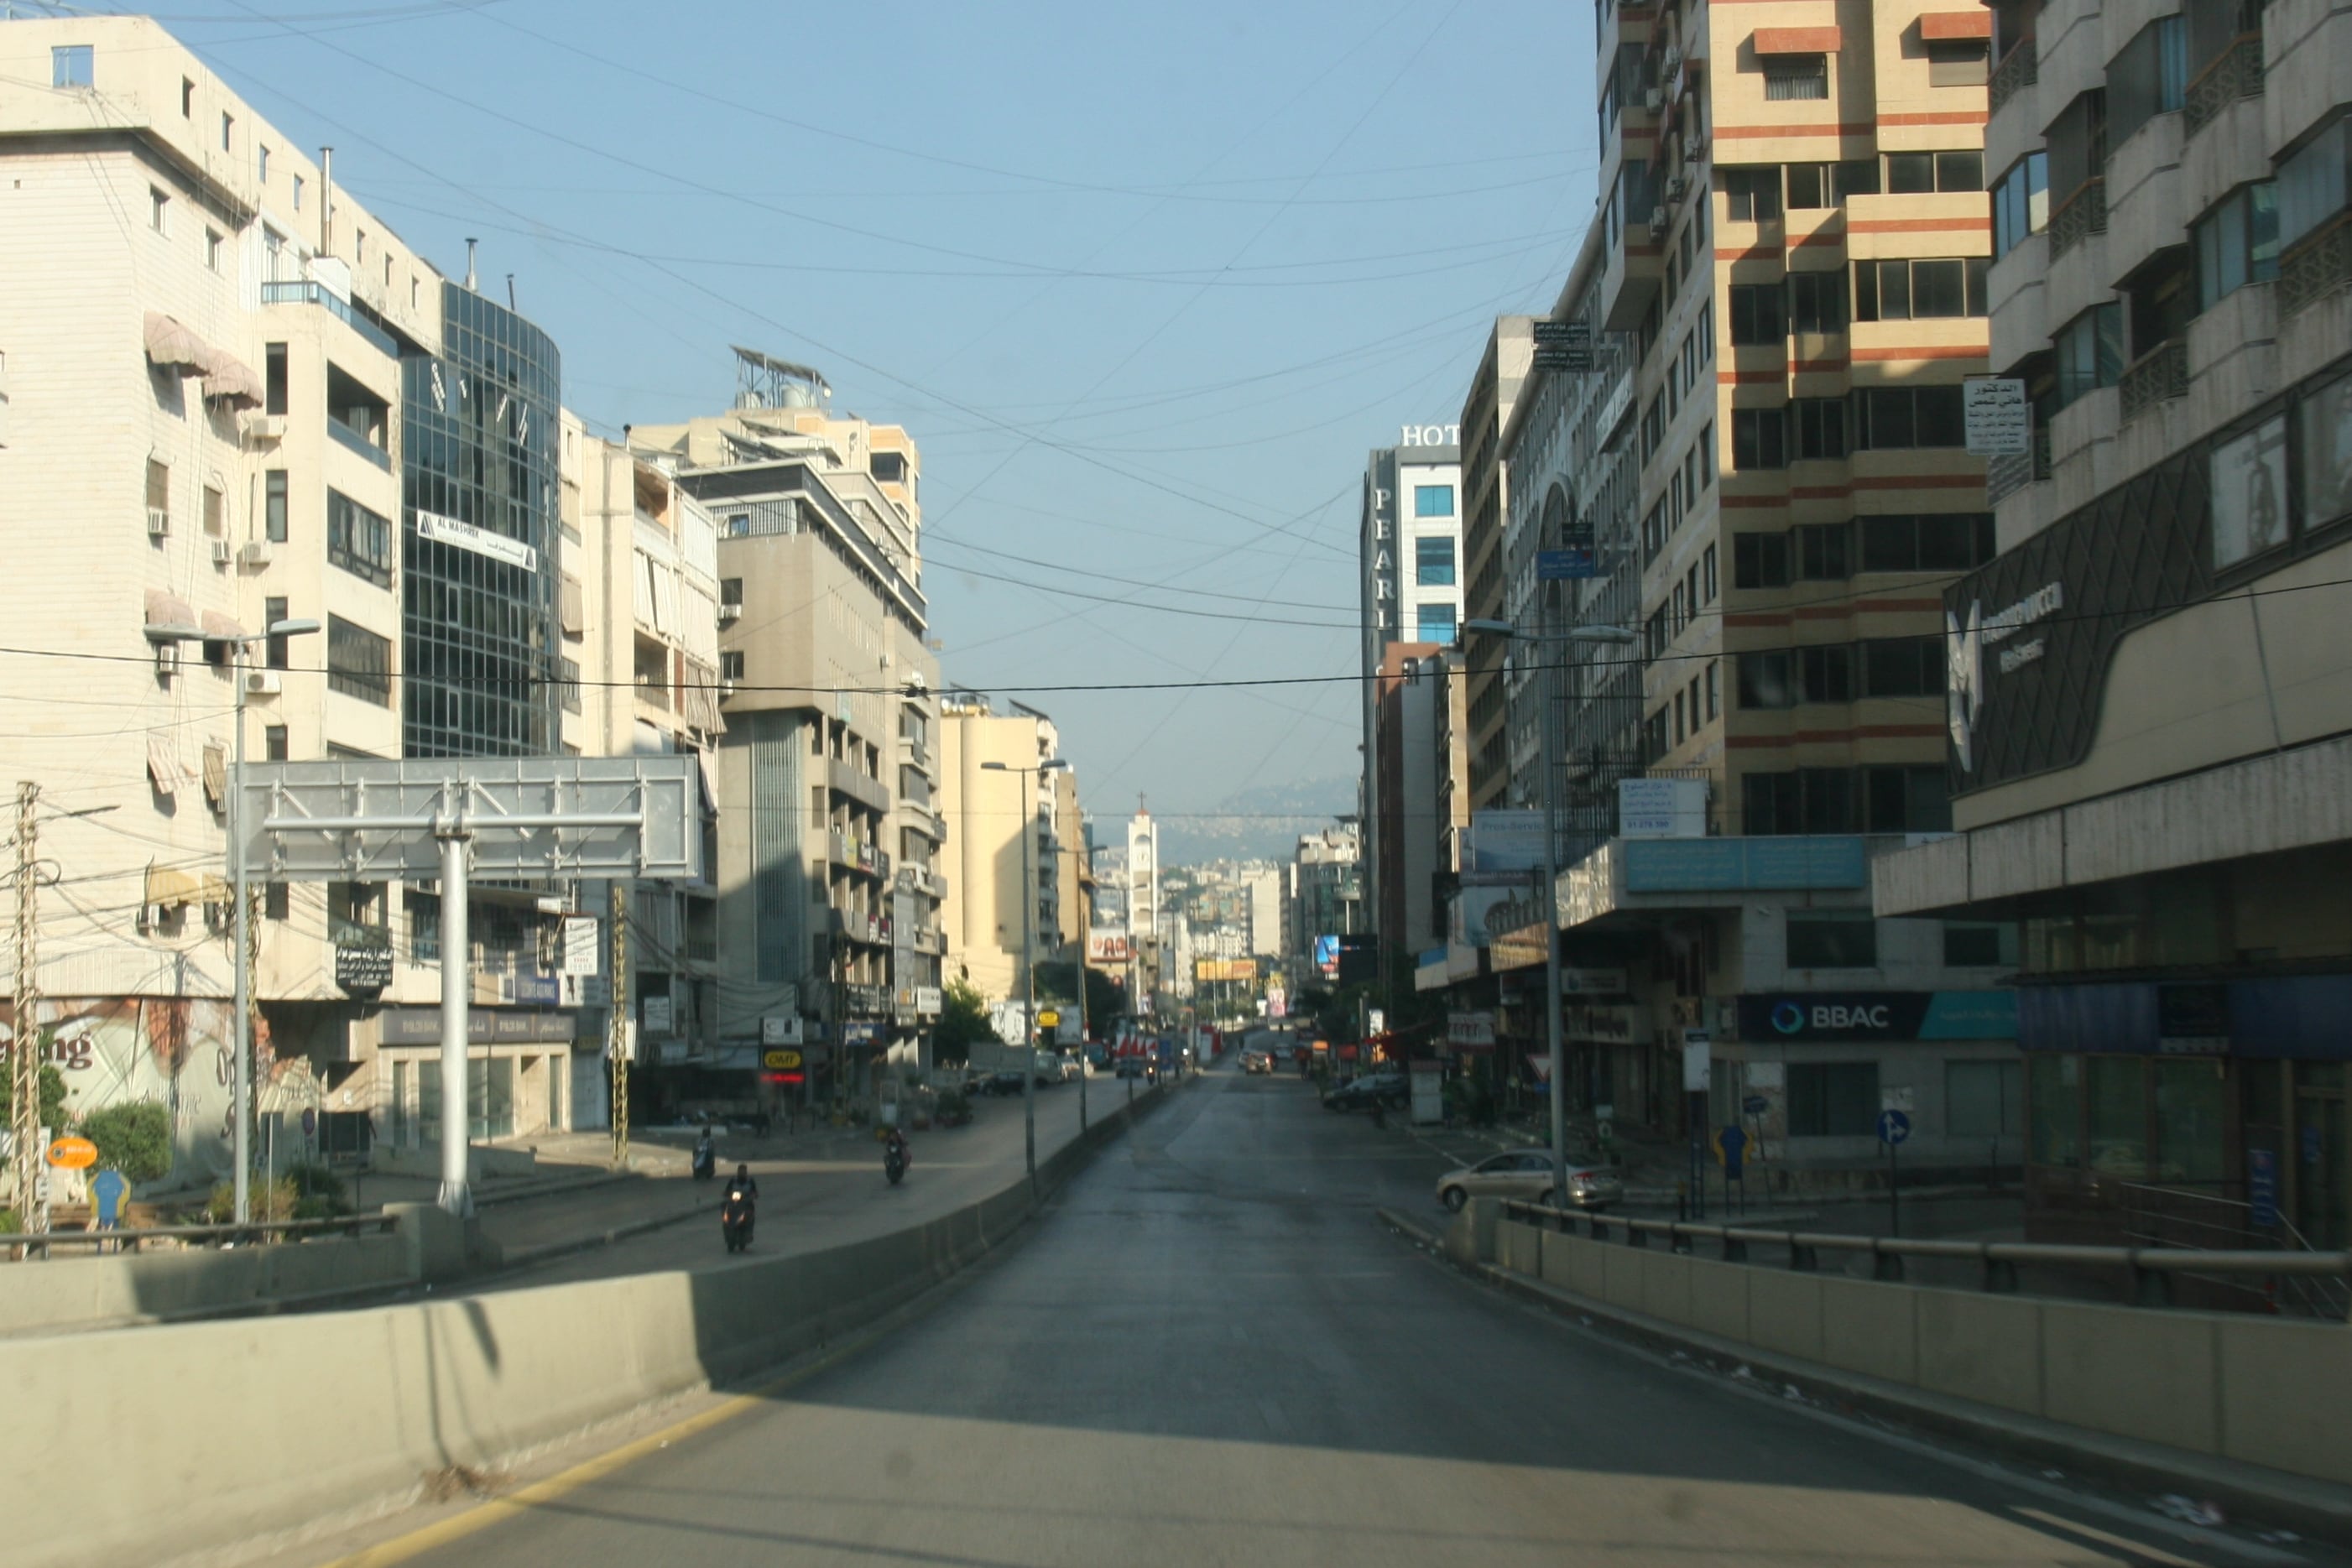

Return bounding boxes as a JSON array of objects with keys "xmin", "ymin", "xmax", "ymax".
[
  {"xmin": 373, "ymin": 1006, "xmax": 577, "ymax": 1146},
  {"xmin": 2018, "ymin": 976, "xmax": 2352, "ymax": 1249}
]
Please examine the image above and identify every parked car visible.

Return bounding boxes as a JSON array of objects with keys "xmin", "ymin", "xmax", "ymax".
[
  {"xmin": 1114, "ymin": 1060, "xmax": 1145, "ymax": 1079},
  {"xmin": 980, "ymin": 1070, "xmax": 1029, "ymax": 1097},
  {"xmin": 1322, "ymin": 1072, "xmax": 1407, "ymax": 1112},
  {"xmin": 1241, "ymin": 1050, "xmax": 1272, "ymax": 1075},
  {"xmin": 1434, "ymin": 1150, "xmax": 1621, "ymax": 1212}
]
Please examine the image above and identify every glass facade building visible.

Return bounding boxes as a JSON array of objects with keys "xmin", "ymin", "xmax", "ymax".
[{"xmin": 400, "ymin": 284, "xmax": 562, "ymax": 757}]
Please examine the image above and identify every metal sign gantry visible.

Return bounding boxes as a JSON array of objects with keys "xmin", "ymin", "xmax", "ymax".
[{"xmin": 241, "ymin": 756, "xmax": 701, "ymax": 1216}]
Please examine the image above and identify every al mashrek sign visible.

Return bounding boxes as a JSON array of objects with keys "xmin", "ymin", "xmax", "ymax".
[{"xmin": 1737, "ymin": 991, "xmax": 2017, "ymax": 1043}]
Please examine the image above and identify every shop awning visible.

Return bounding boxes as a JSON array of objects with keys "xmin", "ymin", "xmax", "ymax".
[
  {"xmin": 200, "ymin": 349, "xmax": 263, "ymax": 408},
  {"xmin": 144, "ymin": 588, "xmax": 201, "ymax": 643},
  {"xmin": 145, "ymin": 862, "xmax": 203, "ymax": 908},
  {"xmin": 1752, "ymin": 25, "xmax": 1842, "ymax": 52},
  {"xmin": 200, "ymin": 609, "xmax": 248, "ymax": 643},
  {"xmin": 201, "ymin": 742, "xmax": 227, "ymax": 808},
  {"xmin": 142, "ymin": 310, "xmax": 206, "ymax": 371},
  {"xmin": 146, "ymin": 732, "xmax": 182, "ymax": 797}
]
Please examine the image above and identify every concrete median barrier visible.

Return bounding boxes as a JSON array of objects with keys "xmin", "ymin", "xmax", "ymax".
[
  {"xmin": 0, "ymin": 1081, "xmax": 1176, "ymax": 1568},
  {"xmin": 0, "ymin": 1232, "xmax": 416, "ymax": 1336}
]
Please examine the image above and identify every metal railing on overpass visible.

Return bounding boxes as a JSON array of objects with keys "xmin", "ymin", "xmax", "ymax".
[
  {"xmin": 1498, "ymin": 1199, "xmax": 2352, "ymax": 1320},
  {"xmin": 3, "ymin": 1212, "xmax": 398, "ymax": 1261}
]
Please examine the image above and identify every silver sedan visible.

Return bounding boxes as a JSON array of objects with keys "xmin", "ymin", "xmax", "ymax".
[{"xmin": 1435, "ymin": 1150, "xmax": 1623, "ymax": 1213}]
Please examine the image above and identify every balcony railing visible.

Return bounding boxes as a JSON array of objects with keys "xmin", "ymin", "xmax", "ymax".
[
  {"xmin": 2048, "ymin": 176, "xmax": 2107, "ymax": 259},
  {"xmin": 1989, "ymin": 38, "xmax": 2037, "ymax": 117},
  {"xmin": 2282, "ymin": 215, "xmax": 2352, "ymax": 320},
  {"xmin": 327, "ymin": 415, "xmax": 391, "ymax": 472},
  {"xmin": 2184, "ymin": 33, "xmax": 2264, "ymax": 138},
  {"xmin": 259, "ymin": 279, "xmax": 398, "ymax": 356},
  {"xmin": 2119, "ymin": 337, "xmax": 2190, "ymax": 421}
]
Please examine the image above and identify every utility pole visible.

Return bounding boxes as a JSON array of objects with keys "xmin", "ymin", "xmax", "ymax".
[
  {"xmin": 10, "ymin": 781, "xmax": 44, "ymax": 1237},
  {"xmin": 609, "ymin": 879, "xmax": 628, "ymax": 1168}
]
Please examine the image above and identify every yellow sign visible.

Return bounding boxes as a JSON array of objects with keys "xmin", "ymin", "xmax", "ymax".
[
  {"xmin": 1038, "ymin": 1009, "xmax": 1061, "ymax": 1029},
  {"xmin": 762, "ymin": 1050, "xmax": 802, "ymax": 1071},
  {"xmin": 46, "ymin": 1136, "xmax": 98, "ymax": 1170}
]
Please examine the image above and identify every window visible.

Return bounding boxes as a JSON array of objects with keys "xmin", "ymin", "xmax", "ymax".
[
  {"xmin": 51, "ymin": 44, "xmax": 93, "ymax": 89},
  {"xmin": 265, "ymin": 879, "xmax": 289, "ymax": 922},
  {"xmin": 1947, "ymin": 1061, "xmax": 2022, "ymax": 1138},
  {"xmin": 720, "ymin": 649, "xmax": 745, "ymax": 680},
  {"xmin": 264, "ymin": 724, "xmax": 289, "ymax": 763},
  {"xmin": 205, "ymin": 228, "xmax": 222, "ymax": 272},
  {"xmin": 201, "ymin": 482, "xmax": 225, "ymax": 538},
  {"xmin": 1886, "ymin": 152, "xmax": 1936, "ymax": 195},
  {"xmin": 2054, "ymin": 303, "xmax": 2125, "ymax": 408},
  {"xmin": 1732, "ymin": 407, "xmax": 1787, "ymax": 469},
  {"xmin": 1787, "ymin": 913, "xmax": 1878, "ymax": 967},
  {"xmin": 1729, "ymin": 282, "xmax": 1787, "ymax": 344},
  {"xmin": 1413, "ymin": 484, "xmax": 1455, "ymax": 518},
  {"xmin": 1787, "ymin": 1062, "xmax": 1880, "ymax": 1136},
  {"xmin": 1415, "ymin": 601, "xmax": 1457, "ymax": 643},
  {"xmin": 327, "ymin": 490, "xmax": 394, "ymax": 587},
  {"xmin": 265, "ymin": 343, "xmax": 288, "ymax": 416},
  {"xmin": 1861, "ymin": 636, "xmax": 1943, "ymax": 697},
  {"xmin": 1797, "ymin": 643, "xmax": 1853, "ymax": 702},
  {"xmin": 1725, "ymin": 166, "xmax": 1781, "ymax": 221},
  {"xmin": 1992, "ymin": 153, "xmax": 2050, "ymax": 261},
  {"xmin": 326, "ymin": 615, "xmax": 392, "ymax": 706},
  {"xmin": 1763, "ymin": 55, "xmax": 1829, "ymax": 102},
  {"xmin": 1791, "ymin": 397, "xmax": 1847, "ymax": 460},
  {"xmin": 181, "ymin": 77, "xmax": 195, "ymax": 117},
  {"xmin": 1943, "ymin": 922, "xmax": 2009, "ymax": 966},
  {"xmin": 1785, "ymin": 162, "xmax": 1831, "ymax": 209},
  {"xmin": 1834, "ymin": 158, "xmax": 1880, "ymax": 199},
  {"xmin": 1733, "ymin": 531, "xmax": 1791, "ymax": 588},
  {"xmin": 1706, "ymin": 659, "xmax": 1720, "ymax": 721},
  {"xmin": 1856, "ymin": 512, "xmax": 1995, "ymax": 572},
  {"xmin": 2194, "ymin": 182, "xmax": 2280, "ymax": 312},
  {"xmin": 1854, "ymin": 258, "xmax": 1990, "ymax": 320},
  {"xmin": 145, "ymin": 457, "xmax": 170, "ymax": 523},
  {"xmin": 1415, "ymin": 535, "xmax": 1456, "ymax": 586},
  {"xmin": 2279, "ymin": 121, "xmax": 2351, "ymax": 253},
  {"xmin": 1928, "ymin": 37, "xmax": 1991, "ymax": 86},
  {"xmin": 220, "ymin": 112, "xmax": 234, "ymax": 153},
  {"xmin": 2109, "ymin": 17, "xmax": 2188, "ymax": 145},
  {"xmin": 1738, "ymin": 650, "xmax": 1794, "ymax": 708},
  {"xmin": 1863, "ymin": 764, "xmax": 1952, "ymax": 831},
  {"xmin": 261, "ymin": 469, "xmax": 289, "ymax": 544},
  {"xmin": 292, "ymin": 174, "xmax": 305, "ymax": 212},
  {"xmin": 1787, "ymin": 271, "xmax": 1846, "ymax": 334},
  {"xmin": 1794, "ymin": 520, "xmax": 1850, "ymax": 579},
  {"xmin": 719, "ymin": 577, "xmax": 743, "ymax": 607},
  {"xmin": 149, "ymin": 187, "xmax": 169, "ymax": 235},
  {"xmin": 1852, "ymin": 385, "xmax": 1968, "ymax": 449},
  {"xmin": 1702, "ymin": 544, "xmax": 1718, "ymax": 604},
  {"xmin": 264, "ymin": 596, "xmax": 289, "ymax": 669},
  {"xmin": 1698, "ymin": 418, "xmax": 1714, "ymax": 487}
]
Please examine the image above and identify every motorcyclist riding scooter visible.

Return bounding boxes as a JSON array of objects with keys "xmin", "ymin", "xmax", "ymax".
[
  {"xmin": 720, "ymin": 1164, "xmax": 758, "ymax": 1253},
  {"xmin": 691, "ymin": 1128, "xmax": 716, "ymax": 1181},
  {"xmin": 881, "ymin": 1126, "xmax": 910, "ymax": 1186}
]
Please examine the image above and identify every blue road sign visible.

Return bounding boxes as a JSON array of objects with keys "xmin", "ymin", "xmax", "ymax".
[
  {"xmin": 1876, "ymin": 1108, "xmax": 1911, "ymax": 1145},
  {"xmin": 1718, "ymin": 1124, "xmax": 1748, "ymax": 1177},
  {"xmin": 91, "ymin": 1168, "xmax": 129, "ymax": 1228},
  {"xmin": 2249, "ymin": 1148, "xmax": 2280, "ymax": 1227},
  {"xmin": 1536, "ymin": 548, "xmax": 1595, "ymax": 581},
  {"xmin": 1742, "ymin": 1095, "xmax": 1768, "ymax": 1115}
]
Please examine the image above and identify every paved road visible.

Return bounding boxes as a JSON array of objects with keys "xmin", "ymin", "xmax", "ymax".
[{"xmin": 346, "ymin": 1055, "xmax": 2330, "ymax": 1567}]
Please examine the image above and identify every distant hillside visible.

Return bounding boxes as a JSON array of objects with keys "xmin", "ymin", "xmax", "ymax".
[{"xmin": 1155, "ymin": 775, "xmax": 1353, "ymax": 867}]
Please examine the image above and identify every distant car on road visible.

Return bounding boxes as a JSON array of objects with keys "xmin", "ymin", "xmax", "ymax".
[
  {"xmin": 979, "ymin": 1070, "xmax": 1028, "ymax": 1097},
  {"xmin": 1114, "ymin": 1059, "xmax": 1145, "ymax": 1079},
  {"xmin": 1434, "ymin": 1150, "xmax": 1621, "ymax": 1212},
  {"xmin": 1322, "ymin": 1071, "xmax": 1407, "ymax": 1112},
  {"xmin": 1241, "ymin": 1050, "xmax": 1272, "ymax": 1075}
]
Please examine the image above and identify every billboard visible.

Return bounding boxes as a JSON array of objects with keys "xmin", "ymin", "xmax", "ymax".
[
  {"xmin": 1464, "ymin": 810, "xmax": 1546, "ymax": 882},
  {"xmin": 1337, "ymin": 935, "xmax": 1379, "ymax": 987},
  {"xmin": 1195, "ymin": 958, "xmax": 1259, "ymax": 983},
  {"xmin": 1452, "ymin": 886, "xmax": 1542, "ymax": 950},
  {"xmin": 1313, "ymin": 934, "xmax": 1341, "ymax": 980},
  {"xmin": 1087, "ymin": 930, "xmax": 1134, "ymax": 964}
]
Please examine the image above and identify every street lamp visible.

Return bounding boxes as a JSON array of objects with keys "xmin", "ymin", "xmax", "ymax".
[
  {"xmin": 980, "ymin": 757, "xmax": 1070, "ymax": 1191},
  {"xmin": 1464, "ymin": 617, "xmax": 1635, "ymax": 1211},
  {"xmin": 154, "ymin": 615, "xmax": 321, "ymax": 1225}
]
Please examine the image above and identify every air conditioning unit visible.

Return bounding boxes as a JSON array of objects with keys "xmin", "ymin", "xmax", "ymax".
[
  {"xmin": 1686, "ymin": 130, "xmax": 1707, "ymax": 164},
  {"xmin": 717, "ymin": 602, "xmax": 741, "ymax": 623},
  {"xmin": 154, "ymin": 643, "xmax": 180, "ymax": 679},
  {"xmin": 717, "ymin": 679, "xmax": 736, "ymax": 698},
  {"xmin": 1661, "ymin": 45, "xmax": 1682, "ymax": 76},
  {"xmin": 211, "ymin": 539, "xmax": 234, "ymax": 565},
  {"xmin": 244, "ymin": 669, "xmax": 281, "ymax": 697},
  {"xmin": 1649, "ymin": 206, "xmax": 1670, "ymax": 235},
  {"xmin": 135, "ymin": 903, "xmax": 167, "ymax": 934},
  {"xmin": 240, "ymin": 539, "xmax": 273, "ymax": 568},
  {"xmin": 1663, "ymin": 176, "xmax": 1687, "ymax": 203},
  {"xmin": 1643, "ymin": 86, "xmax": 1664, "ymax": 112},
  {"xmin": 147, "ymin": 508, "xmax": 170, "ymax": 538},
  {"xmin": 241, "ymin": 412, "xmax": 286, "ymax": 444}
]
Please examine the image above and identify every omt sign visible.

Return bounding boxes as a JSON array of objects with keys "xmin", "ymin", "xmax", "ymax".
[{"xmin": 46, "ymin": 1136, "xmax": 98, "ymax": 1169}]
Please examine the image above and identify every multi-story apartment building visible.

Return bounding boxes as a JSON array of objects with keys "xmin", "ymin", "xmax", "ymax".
[
  {"xmin": 936, "ymin": 695, "xmax": 1062, "ymax": 1019},
  {"xmin": 0, "ymin": 18, "xmax": 587, "ymax": 1183},
  {"xmin": 1476, "ymin": 0, "xmax": 2029, "ymax": 1178},
  {"xmin": 1460, "ymin": 318, "xmax": 1536, "ymax": 813},
  {"xmin": 1875, "ymin": 0, "xmax": 2352, "ymax": 1246},
  {"xmin": 1373, "ymin": 642, "xmax": 1449, "ymax": 966},
  {"xmin": 630, "ymin": 350, "xmax": 941, "ymax": 1096},
  {"xmin": 1124, "ymin": 805, "xmax": 1160, "ymax": 947},
  {"xmin": 1287, "ymin": 822, "xmax": 1364, "ymax": 973},
  {"xmin": 557, "ymin": 417, "xmax": 723, "ymax": 1111},
  {"xmin": 1359, "ymin": 434, "xmax": 1462, "ymax": 956}
]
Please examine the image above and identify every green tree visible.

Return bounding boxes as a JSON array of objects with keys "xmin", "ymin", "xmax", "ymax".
[
  {"xmin": 931, "ymin": 976, "xmax": 999, "ymax": 1066},
  {"xmin": 77, "ymin": 1100, "xmax": 174, "ymax": 1185},
  {"xmin": 37, "ymin": 1065, "xmax": 65, "ymax": 1133}
]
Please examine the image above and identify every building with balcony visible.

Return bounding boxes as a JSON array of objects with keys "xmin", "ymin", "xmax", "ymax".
[
  {"xmin": 1874, "ymin": 0, "xmax": 2352, "ymax": 1247},
  {"xmin": 1460, "ymin": 318, "xmax": 1536, "ymax": 813},
  {"xmin": 0, "ymin": 18, "xmax": 604, "ymax": 1191},
  {"xmin": 631, "ymin": 349, "xmax": 941, "ymax": 1096},
  {"xmin": 1287, "ymin": 822, "xmax": 1364, "ymax": 974},
  {"xmin": 936, "ymin": 696, "xmax": 1064, "ymax": 1024}
]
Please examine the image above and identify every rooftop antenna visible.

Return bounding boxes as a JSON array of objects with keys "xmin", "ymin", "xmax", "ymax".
[
  {"xmin": 465, "ymin": 238, "xmax": 478, "ymax": 293},
  {"xmin": 506, "ymin": 273, "xmax": 516, "ymax": 311}
]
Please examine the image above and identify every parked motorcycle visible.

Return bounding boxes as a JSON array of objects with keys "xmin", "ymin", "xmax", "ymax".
[{"xmin": 720, "ymin": 1172, "xmax": 757, "ymax": 1253}]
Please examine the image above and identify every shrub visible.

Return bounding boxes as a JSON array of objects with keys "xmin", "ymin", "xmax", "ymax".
[
  {"xmin": 204, "ymin": 1175, "xmax": 300, "ymax": 1223},
  {"xmin": 77, "ymin": 1101, "xmax": 174, "ymax": 1185},
  {"xmin": 280, "ymin": 1160, "xmax": 347, "ymax": 1211}
]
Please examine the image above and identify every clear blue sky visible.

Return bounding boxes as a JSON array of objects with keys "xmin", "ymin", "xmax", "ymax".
[{"xmin": 163, "ymin": 0, "xmax": 1596, "ymax": 836}]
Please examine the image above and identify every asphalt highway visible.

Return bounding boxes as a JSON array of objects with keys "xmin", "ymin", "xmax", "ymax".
[{"xmin": 330, "ymin": 1045, "xmax": 2334, "ymax": 1567}]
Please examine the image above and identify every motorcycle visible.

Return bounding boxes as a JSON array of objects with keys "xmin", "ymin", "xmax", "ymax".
[
  {"xmin": 691, "ymin": 1133, "xmax": 716, "ymax": 1181},
  {"xmin": 720, "ymin": 1178, "xmax": 756, "ymax": 1253},
  {"xmin": 882, "ymin": 1131, "xmax": 909, "ymax": 1187}
]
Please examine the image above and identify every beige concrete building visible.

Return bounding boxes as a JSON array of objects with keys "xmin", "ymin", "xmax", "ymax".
[
  {"xmin": 631, "ymin": 352, "xmax": 941, "ymax": 1092},
  {"xmin": 0, "ymin": 16, "xmax": 597, "ymax": 1182},
  {"xmin": 1459, "ymin": 316, "xmax": 1536, "ymax": 811},
  {"xmin": 1874, "ymin": 0, "xmax": 2352, "ymax": 1248},
  {"xmin": 936, "ymin": 696, "xmax": 1062, "ymax": 1010}
]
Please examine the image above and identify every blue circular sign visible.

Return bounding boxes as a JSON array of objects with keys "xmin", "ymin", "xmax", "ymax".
[
  {"xmin": 1877, "ymin": 1108, "xmax": 1911, "ymax": 1145},
  {"xmin": 1770, "ymin": 1001, "xmax": 1806, "ymax": 1034}
]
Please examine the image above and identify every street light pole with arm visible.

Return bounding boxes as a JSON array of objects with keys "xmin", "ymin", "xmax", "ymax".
[{"xmin": 981, "ymin": 758, "xmax": 1069, "ymax": 1193}]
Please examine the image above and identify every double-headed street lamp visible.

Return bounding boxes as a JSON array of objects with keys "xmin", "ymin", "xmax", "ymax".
[
  {"xmin": 148, "ymin": 613, "xmax": 321, "ymax": 1225},
  {"xmin": 1465, "ymin": 616, "xmax": 1635, "ymax": 1212},
  {"xmin": 980, "ymin": 757, "xmax": 1069, "ymax": 1191}
]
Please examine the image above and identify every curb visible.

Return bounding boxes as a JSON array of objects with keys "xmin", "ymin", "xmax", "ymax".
[{"xmin": 1376, "ymin": 1207, "xmax": 2352, "ymax": 1550}]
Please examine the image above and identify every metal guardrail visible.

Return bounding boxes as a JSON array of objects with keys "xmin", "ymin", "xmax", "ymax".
[
  {"xmin": 1496, "ymin": 1199, "xmax": 2352, "ymax": 1319},
  {"xmin": 3, "ymin": 1212, "xmax": 398, "ymax": 1260}
]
